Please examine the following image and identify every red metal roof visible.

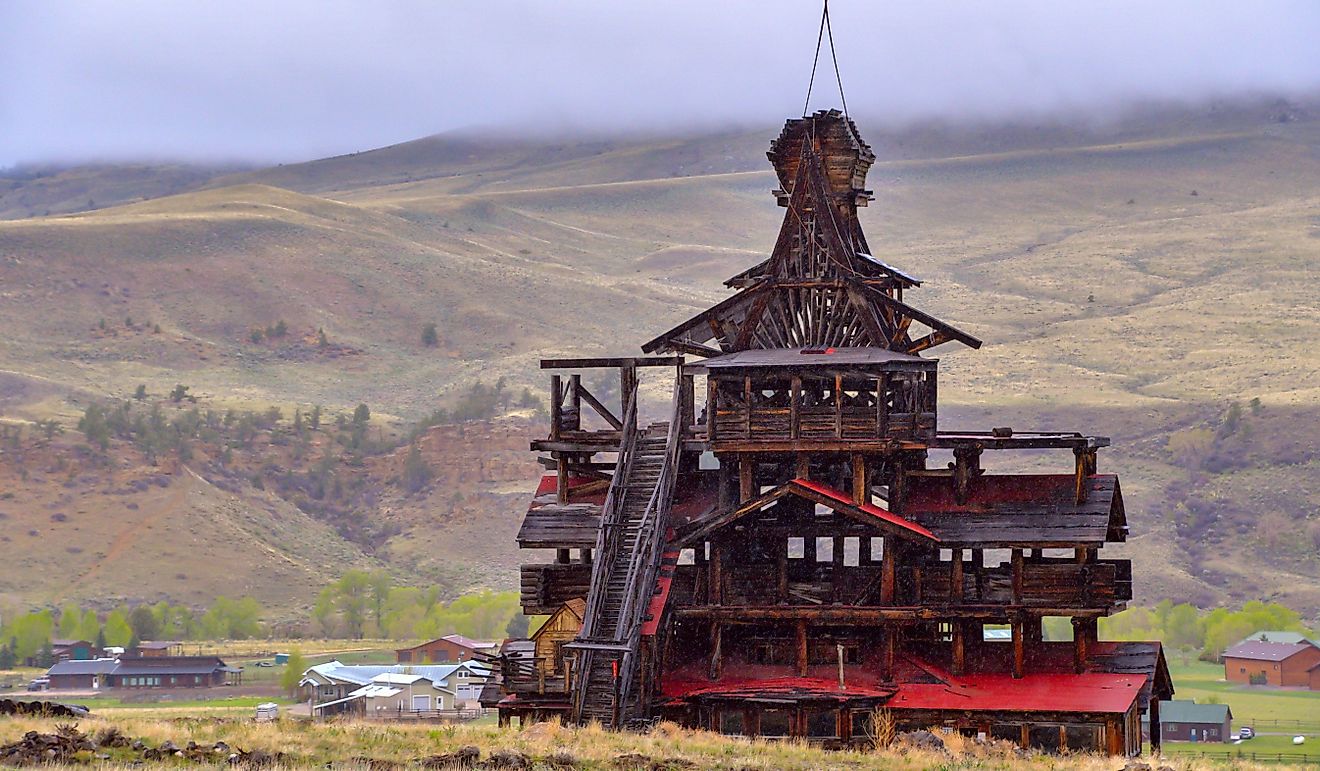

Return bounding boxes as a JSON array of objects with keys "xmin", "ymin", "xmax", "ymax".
[
  {"xmin": 793, "ymin": 479, "xmax": 938, "ymax": 541},
  {"xmin": 641, "ymin": 551, "xmax": 681, "ymax": 636},
  {"xmin": 532, "ymin": 473, "xmax": 608, "ymax": 504},
  {"xmin": 889, "ymin": 673, "xmax": 1144, "ymax": 714}
]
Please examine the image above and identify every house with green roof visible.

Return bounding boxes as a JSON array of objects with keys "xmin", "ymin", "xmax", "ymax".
[{"xmin": 1141, "ymin": 700, "xmax": 1232, "ymax": 743}]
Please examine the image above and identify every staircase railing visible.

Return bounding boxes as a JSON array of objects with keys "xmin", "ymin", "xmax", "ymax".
[
  {"xmin": 569, "ymin": 383, "xmax": 639, "ymax": 720},
  {"xmin": 610, "ymin": 371, "xmax": 684, "ymax": 720}
]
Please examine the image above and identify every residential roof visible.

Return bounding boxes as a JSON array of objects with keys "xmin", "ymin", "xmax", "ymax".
[
  {"xmin": 441, "ymin": 634, "xmax": 499, "ymax": 650},
  {"xmin": 1235, "ymin": 631, "xmax": 1318, "ymax": 648},
  {"xmin": 135, "ymin": 641, "xmax": 180, "ymax": 650},
  {"xmin": 50, "ymin": 639, "xmax": 93, "ymax": 649},
  {"xmin": 1223, "ymin": 641, "xmax": 1316, "ymax": 662},
  {"xmin": 111, "ymin": 657, "xmax": 230, "ymax": 676},
  {"xmin": 46, "ymin": 658, "xmax": 119, "ymax": 676},
  {"xmin": 371, "ymin": 673, "xmax": 428, "ymax": 685},
  {"xmin": 1147, "ymin": 700, "xmax": 1231, "ymax": 725},
  {"xmin": 301, "ymin": 660, "xmax": 491, "ymax": 688}
]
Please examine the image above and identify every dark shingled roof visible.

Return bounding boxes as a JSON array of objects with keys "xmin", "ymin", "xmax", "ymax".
[
  {"xmin": 46, "ymin": 659, "xmax": 119, "ymax": 676},
  {"xmin": 111, "ymin": 656, "xmax": 230, "ymax": 676}
]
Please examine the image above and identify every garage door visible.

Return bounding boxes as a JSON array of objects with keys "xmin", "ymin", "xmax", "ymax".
[
  {"xmin": 411, "ymin": 695, "xmax": 430, "ymax": 712},
  {"xmin": 457, "ymin": 684, "xmax": 481, "ymax": 701}
]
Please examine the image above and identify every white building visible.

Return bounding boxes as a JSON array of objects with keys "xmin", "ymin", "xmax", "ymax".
[{"xmin": 300, "ymin": 660, "xmax": 493, "ymax": 717}]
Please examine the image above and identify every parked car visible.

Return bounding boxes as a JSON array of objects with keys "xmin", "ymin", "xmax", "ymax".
[
  {"xmin": 27, "ymin": 678, "xmax": 50, "ymax": 692},
  {"xmin": 255, "ymin": 661, "xmax": 274, "ymax": 668},
  {"xmin": 1239, "ymin": 727, "xmax": 1255, "ymax": 740}
]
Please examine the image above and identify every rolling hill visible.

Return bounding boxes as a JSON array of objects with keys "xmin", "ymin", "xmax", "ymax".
[{"xmin": 1, "ymin": 97, "xmax": 1318, "ymax": 617}]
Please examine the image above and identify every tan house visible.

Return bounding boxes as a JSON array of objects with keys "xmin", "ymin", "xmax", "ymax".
[
  {"xmin": 301, "ymin": 660, "xmax": 493, "ymax": 716},
  {"xmin": 310, "ymin": 672, "xmax": 456, "ymax": 718},
  {"xmin": 533, "ymin": 598, "xmax": 586, "ymax": 678}
]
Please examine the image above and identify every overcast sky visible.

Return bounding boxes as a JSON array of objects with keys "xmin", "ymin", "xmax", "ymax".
[{"xmin": 2, "ymin": 1, "xmax": 1318, "ymax": 167}]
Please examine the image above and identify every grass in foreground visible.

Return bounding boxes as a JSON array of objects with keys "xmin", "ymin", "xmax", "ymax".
[{"xmin": 0, "ymin": 715, "xmax": 1306, "ymax": 770}]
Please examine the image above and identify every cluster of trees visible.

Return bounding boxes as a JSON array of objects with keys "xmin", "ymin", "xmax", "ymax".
[
  {"xmin": 1093, "ymin": 600, "xmax": 1314, "ymax": 661},
  {"xmin": 311, "ymin": 570, "xmax": 523, "ymax": 641},
  {"xmin": 0, "ymin": 596, "xmax": 266, "ymax": 667},
  {"xmin": 248, "ymin": 319, "xmax": 290, "ymax": 344},
  {"xmin": 409, "ymin": 378, "xmax": 542, "ymax": 440}
]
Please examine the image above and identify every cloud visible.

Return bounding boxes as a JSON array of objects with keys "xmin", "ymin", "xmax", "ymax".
[{"xmin": 2, "ymin": 0, "xmax": 1318, "ymax": 165}]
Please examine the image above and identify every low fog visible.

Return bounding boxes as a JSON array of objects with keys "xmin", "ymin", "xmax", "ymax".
[{"xmin": 2, "ymin": 0, "xmax": 1318, "ymax": 166}]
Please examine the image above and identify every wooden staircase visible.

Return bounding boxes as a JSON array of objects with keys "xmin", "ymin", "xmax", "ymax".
[{"xmin": 569, "ymin": 379, "xmax": 682, "ymax": 726}]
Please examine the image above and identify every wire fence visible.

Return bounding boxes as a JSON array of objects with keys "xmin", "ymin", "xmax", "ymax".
[
  {"xmin": 1174, "ymin": 751, "xmax": 1317, "ymax": 764},
  {"xmin": 1239, "ymin": 718, "xmax": 1320, "ymax": 733}
]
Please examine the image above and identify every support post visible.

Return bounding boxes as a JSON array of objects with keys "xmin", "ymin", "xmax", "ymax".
[
  {"xmin": 790, "ymin": 376, "xmax": 801, "ymax": 440},
  {"xmin": 950, "ymin": 547, "xmax": 964, "ymax": 603},
  {"xmin": 951, "ymin": 621, "xmax": 965, "ymax": 676},
  {"xmin": 851, "ymin": 453, "xmax": 867, "ymax": 505},
  {"xmin": 795, "ymin": 619, "xmax": 808, "ymax": 677},
  {"xmin": 739, "ymin": 455, "xmax": 755, "ymax": 502},
  {"xmin": 1011, "ymin": 617, "xmax": 1025, "ymax": 679},
  {"xmin": 550, "ymin": 374, "xmax": 562, "ymax": 440},
  {"xmin": 1149, "ymin": 696, "xmax": 1162, "ymax": 754},
  {"xmin": 880, "ymin": 540, "xmax": 895, "ymax": 604},
  {"xmin": 710, "ymin": 541, "xmax": 724, "ymax": 606},
  {"xmin": 556, "ymin": 455, "xmax": 570, "ymax": 505},
  {"xmin": 1011, "ymin": 548, "xmax": 1024, "ymax": 605},
  {"xmin": 709, "ymin": 622, "xmax": 723, "ymax": 680},
  {"xmin": 881, "ymin": 624, "xmax": 896, "ymax": 681}
]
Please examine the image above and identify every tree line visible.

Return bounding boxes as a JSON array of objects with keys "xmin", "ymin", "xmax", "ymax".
[
  {"xmin": 1047, "ymin": 600, "xmax": 1317, "ymax": 661},
  {"xmin": 0, "ymin": 596, "xmax": 263, "ymax": 667},
  {"xmin": 311, "ymin": 569, "xmax": 525, "ymax": 641}
]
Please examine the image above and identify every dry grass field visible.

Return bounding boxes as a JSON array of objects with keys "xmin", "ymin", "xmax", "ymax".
[
  {"xmin": 0, "ymin": 713, "xmax": 1303, "ymax": 770},
  {"xmin": 1, "ymin": 98, "xmax": 1318, "ymax": 613}
]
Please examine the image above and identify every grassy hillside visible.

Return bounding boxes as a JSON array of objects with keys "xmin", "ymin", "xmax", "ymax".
[{"xmin": 1, "ymin": 100, "xmax": 1318, "ymax": 615}]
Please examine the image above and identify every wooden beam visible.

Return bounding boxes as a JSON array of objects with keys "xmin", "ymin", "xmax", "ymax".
[
  {"xmin": 951, "ymin": 548, "xmax": 964, "ymax": 604},
  {"xmin": 550, "ymin": 375, "xmax": 562, "ymax": 441},
  {"xmin": 1012, "ymin": 618, "xmax": 1025, "ymax": 679},
  {"xmin": 710, "ymin": 541, "xmax": 724, "ymax": 606},
  {"xmin": 540, "ymin": 356, "xmax": 684, "ymax": 369},
  {"xmin": 880, "ymin": 540, "xmax": 896, "ymax": 604},
  {"xmin": 1011, "ymin": 549, "xmax": 1024, "ymax": 604},
  {"xmin": 739, "ymin": 455, "xmax": 755, "ymax": 503},
  {"xmin": 556, "ymin": 455, "xmax": 569, "ymax": 505},
  {"xmin": 882, "ymin": 624, "xmax": 896, "ymax": 681},
  {"xmin": 795, "ymin": 619, "xmax": 808, "ymax": 676},
  {"xmin": 851, "ymin": 454, "xmax": 866, "ymax": 505},
  {"xmin": 951, "ymin": 621, "xmax": 965, "ymax": 676},
  {"xmin": 576, "ymin": 384, "xmax": 622, "ymax": 430},
  {"xmin": 790, "ymin": 376, "xmax": 801, "ymax": 441},
  {"xmin": 709, "ymin": 622, "xmax": 722, "ymax": 680}
]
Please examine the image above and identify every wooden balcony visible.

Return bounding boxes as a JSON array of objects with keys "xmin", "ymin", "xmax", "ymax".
[
  {"xmin": 672, "ymin": 556, "xmax": 1131, "ymax": 616},
  {"xmin": 705, "ymin": 362, "xmax": 938, "ymax": 451}
]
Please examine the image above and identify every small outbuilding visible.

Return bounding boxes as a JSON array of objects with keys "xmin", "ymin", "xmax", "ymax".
[{"xmin": 1143, "ymin": 700, "xmax": 1232, "ymax": 743}]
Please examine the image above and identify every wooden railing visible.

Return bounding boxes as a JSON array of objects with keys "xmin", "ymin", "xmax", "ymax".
[{"xmin": 691, "ymin": 558, "xmax": 1130, "ymax": 610}]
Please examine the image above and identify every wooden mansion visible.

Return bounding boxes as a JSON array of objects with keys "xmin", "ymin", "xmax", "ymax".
[{"xmin": 490, "ymin": 110, "xmax": 1173, "ymax": 756}]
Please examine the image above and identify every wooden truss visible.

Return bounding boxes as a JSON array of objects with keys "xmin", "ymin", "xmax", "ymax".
[{"xmin": 642, "ymin": 119, "xmax": 980, "ymax": 357}]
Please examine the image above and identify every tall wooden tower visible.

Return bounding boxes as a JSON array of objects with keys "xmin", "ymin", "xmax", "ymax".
[{"xmin": 489, "ymin": 110, "xmax": 1172, "ymax": 757}]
